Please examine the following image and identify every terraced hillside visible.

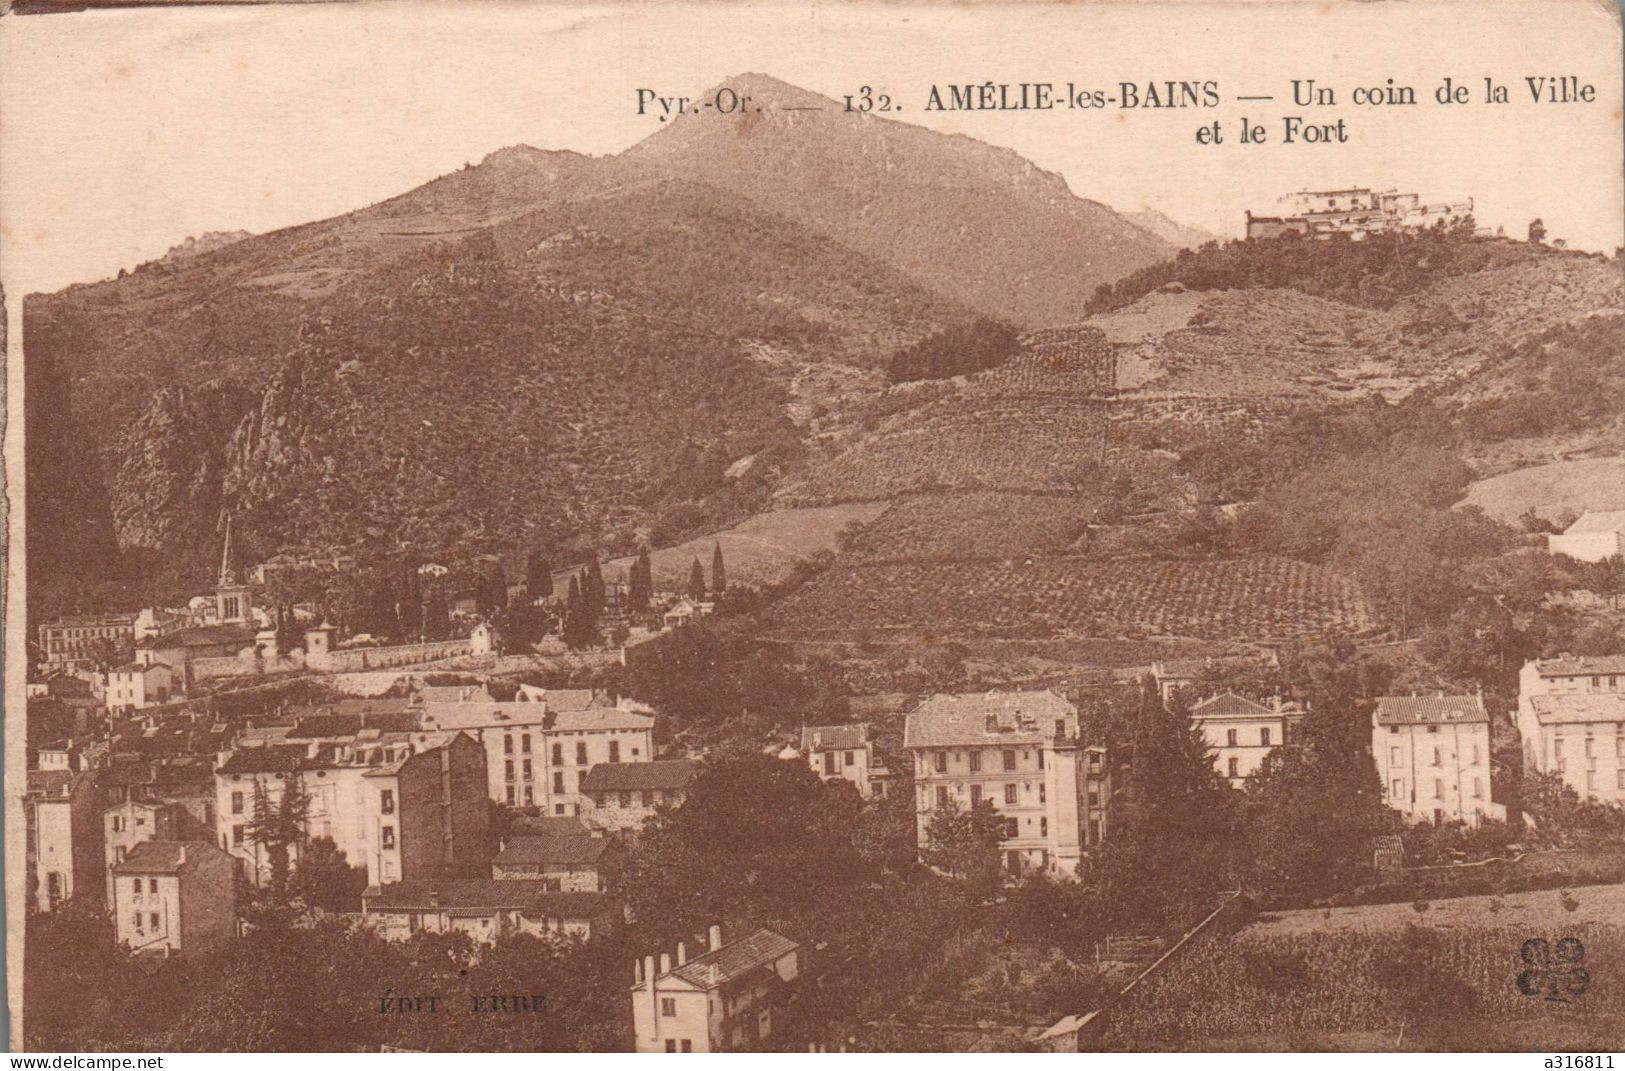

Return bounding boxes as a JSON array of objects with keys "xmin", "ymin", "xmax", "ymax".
[
  {"xmin": 843, "ymin": 492, "xmax": 1097, "ymax": 563},
  {"xmin": 763, "ymin": 555, "xmax": 1376, "ymax": 643}
]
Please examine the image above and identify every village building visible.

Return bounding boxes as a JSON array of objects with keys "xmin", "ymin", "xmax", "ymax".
[
  {"xmin": 580, "ymin": 759, "xmax": 702, "ymax": 832},
  {"xmin": 24, "ymin": 769, "xmax": 104, "ymax": 914},
  {"xmin": 42, "ymin": 671, "xmax": 100, "ymax": 701},
  {"xmin": 135, "ymin": 624, "xmax": 258, "ymax": 688},
  {"xmin": 36, "ymin": 612, "xmax": 138, "ymax": 672},
  {"xmin": 799, "ymin": 723, "xmax": 886, "ymax": 798},
  {"xmin": 1188, "ymin": 693, "xmax": 1301, "ymax": 786},
  {"xmin": 105, "ymin": 662, "xmax": 176, "ymax": 712},
  {"xmin": 1547, "ymin": 511, "xmax": 1625, "ymax": 564},
  {"xmin": 104, "ymin": 798, "xmax": 189, "ymax": 906},
  {"xmin": 904, "ymin": 690, "xmax": 1110, "ymax": 879},
  {"xmin": 491, "ymin": 832, "xmax": 620, "ymax": 892},
  {"xmin": 214, "ymin": 732, "xmax": 491, "ymax": 886},
  {"xmin": 111, "ymin": 840, "xmax": 237, "ymax": 957},
  {"xmin": 1521, "ymin": 654, "xmax": 1625, "ymax": 699},
  {"xmin": 418, "ymin": 693, "xmax": 656, "ymax": 814},
  {"xmin": 36, "ymin": 740, "xmax": 89, "ymax": 773},
  {"xmin": 1372, "ymin": 694, "xmax": 1503, "ymax": 825},
  {"xmin": 662, "ymin": 599, "xmax": 714, "ymax": 629},
  {"xmin": 632, "ymin": 926, "xmax": 801, "ymax": 1053},
  {"xmin": 1517, "ymin": 656, "xmax": 1625, "ymax": 804},
  {"xmin": 360, "ymin": 881, "xmax": 614, "ymax": 942}
]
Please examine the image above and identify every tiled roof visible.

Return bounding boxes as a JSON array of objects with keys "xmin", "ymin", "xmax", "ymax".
[
  {"xmin": 287, "ymin": 712, "xmax": 421, "ymax": 738},
  {"xmin": 1190, "ymin": 693, "xmax": 1276, "ymax": 720},
  {"xmin": 45, "ymin": 612, "xmax": 138, "ymax": 628},
  {"xmin": 112, "ymin": 840, "xmax": 221, "ymax": 874},
  {"xmin": 26, "ymin": 770, "xmax": 82, "ymax": 797},
  {"xmin": 419, "ymin": 702, "xmax": 552, "ymax": 731},
  {"xmin": 1534, "ymin": 655, "xmax": 1625, "ymax": 677},
  {"xmin": 512, "ymin": 815, "xmax": 592, "ymax": 837},
  {"xmin": 801, "ymin": 724, "xmax": 869, "ymax": 752},
  {"xmin": 551, "ymin": 708, "xmax": 654, "ymax": 732},
  {"xmin": 135, "ymin": 624, "xmax": 256, "ymax": 650},
  {"xmin": 903, "ymin": 691, "xmax": 1077, "ymax": 749},
  {"xmin": 665, "ymin": 929, "xmax": 798, "ymax": 990},
  {"xmin": 536, "ymin": 688, "xmax": 600, "ymax": 711},
  {"xmin": 1528, "ymin": 692, "xmax": 1625, "ymax": 725},
  {"xmin": 495, "ymin": 834, "xmax": 610, "ymax": 866},
  {"xmin": 362, "ymin": 880, "xmax": 607, "ymax": 918},
  {"xmin": 1562, "ymin": 510, "xmax": 1625, "ymax": 535},
  {"xmin": 1373, "ymin": 695, "xmax": 1487, "ymax": 725},
  {"xmin": 110, "ymin": 662, "xmax": 165, "ymax": 675},
  {"xmin": 216, "ymin": 745, "xmax": 308, "ymax": 774},
  {"xmin": 580, "ymin": 759, "xmax": 700, "ymax": 793}
]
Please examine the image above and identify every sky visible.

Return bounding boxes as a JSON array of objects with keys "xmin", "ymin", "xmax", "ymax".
[{"xmin": 1, "ymin": 0, "xmax": 1621, "ymax": 300}]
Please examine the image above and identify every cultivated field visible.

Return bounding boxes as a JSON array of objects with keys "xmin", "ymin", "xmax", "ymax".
[
  {"xmin": 845, "ymin": 492, "xmax": 1095, "ymax": 562},
  {"xmin": 778, "ymin": 396, "xmax": 1115, "ymax": 505},
  {"xmin": 1459, "ymin": 457, "xmax": 1625, "ymax": 524},
  {"xmin": 602, "ymin": 502, "xmax": 888, "ymax": 590},
  {"xmin": 1104, "ymin": 919, "xmax": 1625, "ymax": 1051},
  {"xmin": 765, "ymin": 555, "xmax": 1376, "ymax": 642}
]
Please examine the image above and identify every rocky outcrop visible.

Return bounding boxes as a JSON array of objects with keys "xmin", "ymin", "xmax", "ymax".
[{"xmin": 109, "ymin": 382, "xmax": 250, "ymax": 550}]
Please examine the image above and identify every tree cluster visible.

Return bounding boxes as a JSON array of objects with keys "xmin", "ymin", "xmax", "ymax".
[{"xmin": 885, "ymin": 317, "xmax": 1023, "ymax": 384}]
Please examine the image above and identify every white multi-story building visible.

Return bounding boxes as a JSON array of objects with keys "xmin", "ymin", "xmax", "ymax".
[
  {"xmin": 111, "ymin": 840, "xmax": 236, "ymax": 957},
  {"xmin": 632, "ymin": 926, "xmax": 800, "ymax": 1053},
  {"xmin": 418, "ymin": 692, "xmax": 656, "ymax": 814},
  {"xmin": 1517, "ymin": 655, "xmax": 1625, "ymax": 804},
  {"xmin": 904, "ymin": 690, "xmax": 1109, "ymax": 879},
  {"xmin": 1189, "ymin": 693, "xmax": 1299, "ymax": 786},
  {"xmin": 580, "ymin": 760, "xmax": 701, "ymax": 832},
  {"xmin": 213, "ymin": 732, "xmax": 490, "ymax": 886},
  {"xmin": 800, "ymin": 723, "xmax": 885, "ymax": 798},
  {"xmin": 1372, "ymin": 694, "xmax": 1503, "ymax": 825},
  {"xmin": 105, "ymin": 662, "xmax": 175, "ymax": 711}
]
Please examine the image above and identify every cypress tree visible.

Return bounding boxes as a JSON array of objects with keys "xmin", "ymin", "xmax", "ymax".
[
  {"xmin": 585, "ymin": 559, "xmax": 606, "ymax": 615},
  {"xmin": 687, "ymin": 558, "xmax": 707, "ymax": 601},
  {"xmin": 629, "ymin": 547, "xmax": 653, "ymax": 609},
  {"xmin": 712, "ymin": 541, "xmax": 727, "ymax": 595},
  {"xmin": 422, "ymin": 587, "xmax": 451, "ymax": 641}
]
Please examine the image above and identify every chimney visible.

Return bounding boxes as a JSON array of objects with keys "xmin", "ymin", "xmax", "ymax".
[
  {"xmin": 677, "ymin": 942, "xmax": 688, "ymax": 966},
  {"xmin": 428, "ymin": 890, "xmax": 441, "ymax": 908},
  {"xmin": 659, "ymin": 952, "xmax": 671, "ymax": 974},
  {"xmin": 643, "ymin": 954, "xmax": 656, "ymax": 984},
  {"xmin": 178, "ymin": 844, "xmax": 187, "ymax": 867},
  {"xmin": 634, "ymin": 960, "xmax": 643, "ymax": 984},
  {"xmin": 708, "ymin": 924, "xmax": 722, "ymax": 952}
]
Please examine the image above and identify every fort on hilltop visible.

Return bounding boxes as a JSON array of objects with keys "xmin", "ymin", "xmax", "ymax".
[{"xmin": 1245, "ymin": 187, "xmax": 1475, "ymax": 240}]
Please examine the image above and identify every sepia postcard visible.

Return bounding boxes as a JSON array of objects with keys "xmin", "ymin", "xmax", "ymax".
[{"xmin": 3, "ymin": 0, "xmax": 1623, "ymax": 1054}]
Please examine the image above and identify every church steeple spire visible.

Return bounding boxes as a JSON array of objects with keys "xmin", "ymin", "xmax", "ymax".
[{"xmin": 219, "ymin": 513, "xmax": 238, "ymax": 587}]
